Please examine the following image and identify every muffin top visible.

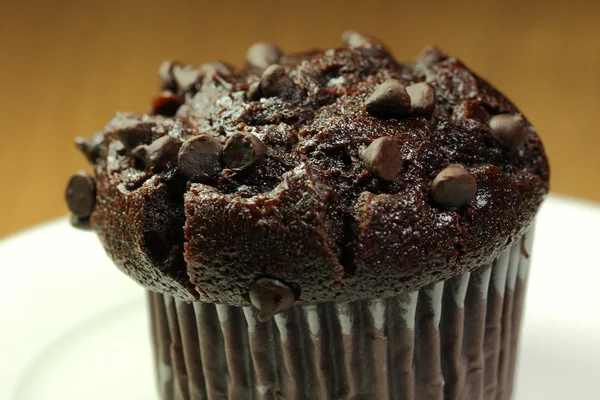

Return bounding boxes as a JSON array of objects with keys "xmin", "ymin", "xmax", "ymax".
[{"xmin": 67, "ymin": 32, "xmax": 549, "ymax": 318}]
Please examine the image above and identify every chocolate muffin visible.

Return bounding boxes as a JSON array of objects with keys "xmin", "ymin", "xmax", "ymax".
[{"xmin": 66, "ymin": 31, "xmax": 549, "ymax": 400}]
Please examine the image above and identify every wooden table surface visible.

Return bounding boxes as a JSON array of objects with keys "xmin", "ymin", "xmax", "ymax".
[{"xmin": 1, "ymin": 0, "xmax": 599, "ymax": 237}]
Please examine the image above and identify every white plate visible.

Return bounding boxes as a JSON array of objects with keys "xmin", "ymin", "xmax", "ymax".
[{"xmin": 1, "ymin": 194, "xmax": 600, "ymax": 399}]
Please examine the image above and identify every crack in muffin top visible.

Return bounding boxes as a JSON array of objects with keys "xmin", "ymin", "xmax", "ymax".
[{"xmin": 67, "ymin": 32, "xmax": 549, "ymax": 308}]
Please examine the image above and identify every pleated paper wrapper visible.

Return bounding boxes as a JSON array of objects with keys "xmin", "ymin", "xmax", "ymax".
[{"xmin": 147, "ymin": 228, "xmax": 534, "ymax": 400}]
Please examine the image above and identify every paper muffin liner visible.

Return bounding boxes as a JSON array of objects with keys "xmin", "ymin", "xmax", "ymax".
[{"xmin": 147, "ymin": 227, "xmax": 534, "ymax": 400}]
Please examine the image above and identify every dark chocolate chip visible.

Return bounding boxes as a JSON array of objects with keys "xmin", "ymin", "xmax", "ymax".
[
  {"xmin": 173, "ymin": 65, "xmax": 201, "ymax": 94},
  {"xmin": 150, "ymin": 91, "xmax": 184, "ymax": 117},
  {"xmin": 158, "ymin": 60, "xmax": 183, "ymax": 92},
  {"xmin": 341, "ymin": 30, "xmax": 387, "ymax": 55},
  {"xmin": 415, "ymin": 45, "xmax": 450, "ymax": 68},
  {"xmin": 365, "ymin": 79, "xmax": 411, "ymax": 119},
  {"xmin": 260, "ymin": 64, "xmax": 295, "ymax": 98},
  {"xmin": 223, "ymin": 132, "xmax": 268, "ymax": 171},
  {"xmin": 431, "ymin": 165, "xmax": 477, "ymax": 207},
  {"xmin": 361, "ymin": 136, "xmax": 403, "ymax": 181},
  {"xmin": 143, "ymin": 135, "xmax": 182, "ymax": 171},
  {"xmin": 199, "ymin": 61, "xmax": 232, "ymax": 82},
  {"xmin": 406, "ymin": 82, "xmax": 436, "ymax": 116},
  {"xmin": 246, "ymin": 42, "xmax": 283, "ymax": 70},
  {"xmin": 246, "ymin": 81, "xmax": 262, "ymax": 100},
  {"xmin": 131, "ymin": 145, "xmax": 148, "ymax": 169},
  {"xmin": 115, "ymin": 122, "xmax": 153, "ymax": 150},
  {"xmin": 248, "ymin": 277, "xmax": 298, "ymax": 322},
  {"xmin": 178, "ymin": 135, "xmax": 223, "ymax": 182},
  {"xmin": 70, "ymin": 214, "xmax": 92, "ymax": 231},
  {"xmin": 65, "ymin": 171, "xmax": 96, "ymax": 218},
  {"xmin": 75, "ymin": 132, "xmax": 104, "ymax": 164},
  {"xmin": 489, "ymin": 114, "xmax": 528, "ymax": 149},
  {"xmin": 342, "ymin": 30, "xmax": 376, "ymax": 48},
  {"xmin": 200, "ymin": 61, "xmax": 232, "ymax": 76}
]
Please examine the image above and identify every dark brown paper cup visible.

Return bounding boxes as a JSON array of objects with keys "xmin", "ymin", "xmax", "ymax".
[{"xmin": 147, "ymin": 227, "xmax": 534, "ymax": 400}]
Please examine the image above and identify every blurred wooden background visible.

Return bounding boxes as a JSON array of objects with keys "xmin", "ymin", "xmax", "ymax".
[{"xmin": 1, "ymin": 0, "xmax": 599, "ymax": 237}]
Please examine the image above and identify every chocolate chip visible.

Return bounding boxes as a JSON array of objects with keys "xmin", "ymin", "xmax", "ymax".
[
  {"xmin": 342, "ymin": 30, "xmax": 369, "ymax": 47},
  {"xmin": 150, "ymin": 91, "xmax": 184, "ymax": 117},
  {"xmin": 415, "ymin": 45, "xmax": 449, "ymax": 69},
  {"xmin": 199, "ymin": 61, "xmax": 232, "ymax": 82},
  {"xmin": 341, "ymin": 30, "xmax": 387, "ymax": 55},
  {"xmin": 173, "ymin": 64, "xmax": 201, "ymax": 94},
  {"xmin": 158, "ymin": 60, "xmax": 182, "ymax": 92},
  {"xmin": 178, "ymin": 135, "xmax": 223, "ymax": 182},
  {"xmin": 200, "ymin": 61, "xmax": 232, "ymax": 76},
  {"xmin": 246, "ymin": 42, "xmax": 283, "ymax": 70},
  {"xmin": 431, "ymin": 165, "xmax": 477, "ymax": 207},
  {"xmin": 489, "ymin": 114, "xmax": 528, "ymax": 149},
  {"xmin": 70, "ymin": 214, "xmax": 92, "ymax": 231},
  {"xmin": 115, "ymin": 123, "xmax": 153, "ymax": 150},
  {"xmin": 65, "ymin": 171, "xmax": 96, "ymax": 218},
  {"xmin": 406, "ymin": 82, "xmax": 436, "ymax": 116},
  {"xmin": 360, "ymin": 136, "xmax": 403, "ymax": 181},
  {"xmin": 223, "ymin": 132, "xmax": 268, "ymax": 171},
  {"xmin": 260, "ymin": 64, "xmax": 295, "ymax": 98},
  {"xmin": 131, "ymin": 145, "xmax": 148, "ymax": 169},
  {"xmin": 246, "ymin": 81, "xmax": 262, "ymax": 100},
  {"xmin": 75, "ymin": 132, "xmax": 104, "ymax": 164},
  {"xmin": 249, "ymin": 277, "xmax": 298, "ymax": 322},
  {"xmin": 141, "ymin": 135, "xmax": 182, "ymax": 171},
  {"xmin": 342, "ymin": 30, "xmax": 381, "ymax": 49},
  {"xmin": 365, "ymin": 79, "xmax": 411, "ymax": 119}
]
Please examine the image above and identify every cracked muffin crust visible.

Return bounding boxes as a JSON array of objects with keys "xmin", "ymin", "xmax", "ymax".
[{"xmin": 66, "ymin": 32, "xmax": 549, "ymax": 309}]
